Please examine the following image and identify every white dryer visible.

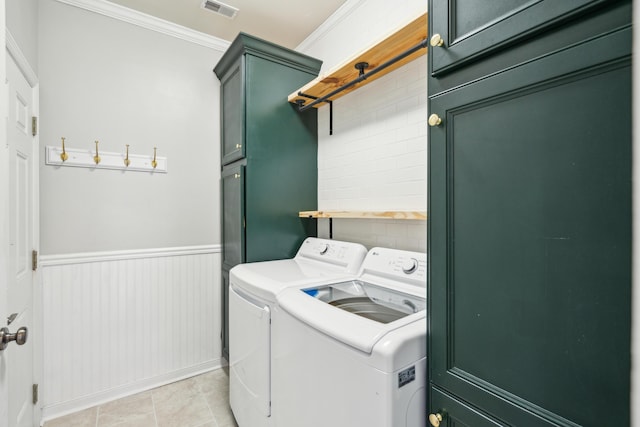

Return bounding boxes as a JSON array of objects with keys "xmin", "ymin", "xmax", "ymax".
[
  {"xmin": 273, "ymin": 247, "xmax": 427, "ymax": 427},
  {"xmin": 228, "ymin": 237, "xmax": 367, "ymax": 427}
]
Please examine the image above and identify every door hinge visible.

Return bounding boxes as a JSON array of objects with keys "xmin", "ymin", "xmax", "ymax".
[
  {"xmin": 31, "ymin": 116, "xmax": 38, "ymax": 137},
  {"xmin": 32, "ymin": 384, "xmax": 38, "ymax": 405},
  {"xmin": 32, "ymin": 250, "xmax": 38, "ymax": 271}
]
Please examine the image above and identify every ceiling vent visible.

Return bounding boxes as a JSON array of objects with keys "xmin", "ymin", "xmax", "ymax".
[{"xmin": 201, "ymin": 0, "xmax": 238, "ymax": 19}]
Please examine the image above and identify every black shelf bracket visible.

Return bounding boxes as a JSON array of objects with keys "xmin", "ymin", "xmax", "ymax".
[
  {"xmin": 297, "ymin": 92, "xmax": 333, "ymax": 135},
  {"xmin": 293, "ymin": 38, "xmax": 428, "ymax": 135}
]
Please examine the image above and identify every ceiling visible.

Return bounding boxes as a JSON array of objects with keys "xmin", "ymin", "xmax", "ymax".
[{"xmin": 105, "ymin": 0, "xmax": 348, "ymax": 49}]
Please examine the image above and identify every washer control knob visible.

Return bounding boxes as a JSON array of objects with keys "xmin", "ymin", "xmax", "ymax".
[
  {"xmin": 318, "ymin": 243, "xmax": 329, "ymax": 255},
  {"xmin": 401, "ymin": 258, "xmax": 419, "ymax": 274}
]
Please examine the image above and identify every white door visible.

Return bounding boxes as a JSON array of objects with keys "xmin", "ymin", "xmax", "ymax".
[{"xmin": 4, "ymin": 54, "xmax": 36, "ymax": 427}]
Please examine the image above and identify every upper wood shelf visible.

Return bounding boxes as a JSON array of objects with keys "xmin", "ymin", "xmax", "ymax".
[
  {"xmin": 299, "ymin": 211, "xmax": 427, "ymax": 221},
  {"xmin": 288, "ymin": 12, "xmax": 428, "ymax": 107}
]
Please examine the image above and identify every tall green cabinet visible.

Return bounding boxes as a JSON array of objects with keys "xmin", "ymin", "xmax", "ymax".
[
  {"xmin": 427, "ymin": 1, "xmax": 631, "ymax": 426},
  {"xmin": 214, "ymin": 33, "xmax": 322, "ymax": 360}
]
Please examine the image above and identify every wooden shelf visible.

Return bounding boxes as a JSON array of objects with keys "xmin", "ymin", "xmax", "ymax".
[
  {"xmin": 299, "ymin": 211, "xmax": 427, "ymax": 221},
  {"xmin": 288, "ymin": 12, "xmax": 427, "ymax": 107}
]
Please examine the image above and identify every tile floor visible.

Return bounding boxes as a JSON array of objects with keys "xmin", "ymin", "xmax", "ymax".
[{"xmin": 43, "ymin": 368, "xmax": 238, "ymax": 427}]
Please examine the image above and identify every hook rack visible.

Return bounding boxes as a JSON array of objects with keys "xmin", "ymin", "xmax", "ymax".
[{"xmin": 45, "ymin": 139, "xmax": 167, "ymax": 173}]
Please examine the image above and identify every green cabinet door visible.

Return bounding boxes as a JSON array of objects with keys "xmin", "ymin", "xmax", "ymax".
[
  {"xmin": 220, "ymin": 57, "xmax": 244, "ymax": 166},
  {"xmin": 428, "ymin": 26, "xmax": 631, "ymax": 426},
  {"xmin": 429, "ymin": 0, "xmax": 608, "ymax": 75},
  {"xmin": 221, "ymin": 162, "xmax": 245, "ymax": 270}
]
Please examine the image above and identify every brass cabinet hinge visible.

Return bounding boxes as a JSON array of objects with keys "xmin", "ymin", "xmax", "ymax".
[
  {"xmin": 32, "ymin": 384, "xmax": 38, "ymax": 405},
  {"xmin": 32, "ymin": 250, "xmax": 38, "ymax": 271},
  {"xmin": 32, "ymin": 116, "xmax": 38, "ymax": 137}
]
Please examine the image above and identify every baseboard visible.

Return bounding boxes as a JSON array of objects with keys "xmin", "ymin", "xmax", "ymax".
[{"xmin": 40, "ymin": 358, "xmax": 225, "ymax": 424}]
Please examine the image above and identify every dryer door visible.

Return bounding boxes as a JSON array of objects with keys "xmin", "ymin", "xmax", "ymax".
[{"xmin": 229, "ymin": 285, "xmax": 271, "ymax": 421}]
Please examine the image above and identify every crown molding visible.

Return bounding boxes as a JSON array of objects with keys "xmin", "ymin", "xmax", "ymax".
[
  {"xmin": 54, "ymin": 0, "xmax": 230, "ymax": 52},
  {"xmin": 296, "ymin": 0, "xmax": 367, "ymax": 53}
]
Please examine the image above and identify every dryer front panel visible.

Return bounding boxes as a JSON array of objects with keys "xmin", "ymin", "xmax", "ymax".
[{"xmin": 229, "ymin": 286, "xmax": 271, "ymax": 420}]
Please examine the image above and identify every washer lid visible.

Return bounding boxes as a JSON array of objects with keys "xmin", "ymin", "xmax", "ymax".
[
  {"xmin": 277, "ymin": 280, "xmax": 425, "ymax": 354},
  {"xmin": 230, "ymin": 258, "xmax": 356, "ymax": 302}
]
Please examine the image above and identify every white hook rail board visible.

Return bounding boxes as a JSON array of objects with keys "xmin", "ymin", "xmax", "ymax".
[{"xmin": 45, "ymin": 146, "xmax": 168, "ymax": 173}]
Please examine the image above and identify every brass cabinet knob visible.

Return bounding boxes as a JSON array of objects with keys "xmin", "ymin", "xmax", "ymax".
[
  {"xmin": 429, "ymin": 413, "xmax": 443, "ymax": 427},
  {"xmin": 233, "ymin": 173, "xmax": 240, "ymax": 179},
  {"xmin": 428, "ymin": 114, "xmax": 442, "ymax": 127},
  {"xmin": 235, "ymin": 144, "xmax": 242, "ymax": 149},
  {"xmin": 430, "ymin": 33, "xmax": 445, "ymax": 47}
]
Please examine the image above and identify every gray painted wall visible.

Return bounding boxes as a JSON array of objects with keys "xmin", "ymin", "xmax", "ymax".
[{"xmin": 38, "ymin": 0, "xmax": 223, "ymax": 254}]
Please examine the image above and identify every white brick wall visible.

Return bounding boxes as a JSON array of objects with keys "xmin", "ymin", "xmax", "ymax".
[
  {"xmin": 318, "ymin": 57, "xmax": 427, "ymax": 211},
  {"xmin": 298, "ymin": 0, "xmax": 427, "ymax": 252}
]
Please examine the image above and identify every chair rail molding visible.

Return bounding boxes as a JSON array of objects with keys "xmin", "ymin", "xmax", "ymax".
[{"xmin": 40, "ymin": 244, "xmax": 222, "ymax": 266}]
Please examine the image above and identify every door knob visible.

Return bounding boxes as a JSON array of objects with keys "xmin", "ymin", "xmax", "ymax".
[
  {"xmin": 0, "ymin": 326, "xmax": 28, "ymax": 351},
  {"xmin": 430, "ymin": 34, "xmax": 445, "ymax": 47},
  {"xmin": 429, "ymin": 412, "xmax": 443, "ymax": 427},
  {"xmin": 428, "ymin": 114, "xmax": 442, "ymax": 127}
]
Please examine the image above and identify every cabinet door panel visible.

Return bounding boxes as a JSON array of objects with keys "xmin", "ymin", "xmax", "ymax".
[
  {"xmin": 222, "ymin": 163, "xmax": 245, "ymax": 270},
  {"xmin": 428, "ymin": 28, "xmax": 631, "ymax": 426},
  {"xmin": 430, "ymin": 0, "xmax": 608, "ymax": 75},
  {"xmin": 221, "ymin": 58, "xmax": 245, "ymax": 165},
  {"xmin": 430, "ymin": 387, "xmax": 504, "ymax": 427}
]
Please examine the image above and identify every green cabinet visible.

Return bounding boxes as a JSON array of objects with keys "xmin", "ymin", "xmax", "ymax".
[
  {"xmin": 214, "ymin": 33, "xmax": 322, "ymax": 360},
  {"xmin": 428, "ymin": 1, "xmax": 631, "ymax": 426}
]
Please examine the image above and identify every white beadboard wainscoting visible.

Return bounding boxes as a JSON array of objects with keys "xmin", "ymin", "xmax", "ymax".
[{"xmin": 39, "ymin": 245, "xmax": 222, "ymax": 422}]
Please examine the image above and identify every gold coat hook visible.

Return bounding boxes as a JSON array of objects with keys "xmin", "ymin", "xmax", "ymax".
[
  {"xmin": 124, "ymin": 144, "xmax": 130, "ymax": 167},
  {"xmin": 93, "ymin": 140, "xmax": 101, "ymax": 165},
  {"xmin": 60, "ymin": 137, "xmax": 68, "ymax": 162},
  {"xmin": 151, "ymin": 147, "xmax": 157, "ymax": 169}
]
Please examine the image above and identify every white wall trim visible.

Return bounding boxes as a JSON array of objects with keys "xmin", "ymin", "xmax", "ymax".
[
  {"xmin": 295, "ymin": 0, "xmax": 367, "ymax": 52},
  {"xmin": 41, "ymin": 359, "xmax": 225, "ymax": 423},
  {"xmin": 40, "ymin": 244, "xmax": 222, "ymax": 266},
  {"xmin": 5, "ymin": 30, "xmax": 38, "ymax": 87},
  {"xmin": 53, "ymin": 0, "xmax": 230, "ymax": 52}
]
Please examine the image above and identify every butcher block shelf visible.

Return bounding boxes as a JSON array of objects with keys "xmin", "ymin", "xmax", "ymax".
[
  {"xmin": 299, "ymin": 211, "xmax": 427, "ymax": 221},
  {"xmin": 288, "ymin": 12, "xmax": 428, "ymax": 107}
]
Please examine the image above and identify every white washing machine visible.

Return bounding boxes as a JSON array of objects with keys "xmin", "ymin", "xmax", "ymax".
[
  {"xmin": 228, "ymin": 237, "xmax": 368, "ymax": 427},
  {"xmin": 273, "ymin": 247, "xmax": 427, "ymax": 427}
]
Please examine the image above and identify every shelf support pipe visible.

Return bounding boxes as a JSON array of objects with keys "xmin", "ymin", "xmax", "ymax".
[
  {"xmin": 295, "ymin": 38, "xmax": 428, "ymax": 112},
  {"xmin": 297, "ymin": 93, "xmax": 333, "ymax": 135}
]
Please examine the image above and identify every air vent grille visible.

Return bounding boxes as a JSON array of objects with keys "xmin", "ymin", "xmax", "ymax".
[{"xmin": 201, "ymin": 0, "xmax": 238, "ymax": 19}]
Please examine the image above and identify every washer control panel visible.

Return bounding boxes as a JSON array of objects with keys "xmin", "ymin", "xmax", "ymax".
[{"xmin": 362, "ymin": 247, "xmax": 427, "ymax": 285}]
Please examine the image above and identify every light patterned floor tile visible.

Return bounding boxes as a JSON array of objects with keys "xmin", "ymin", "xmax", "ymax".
[
  {"xmin": 44, "ymin": 407, "xmax": 98, "ymax": 427},
  {"xmin": 44, "ymin": 369, "xmax": 235, "ymax": 427}
]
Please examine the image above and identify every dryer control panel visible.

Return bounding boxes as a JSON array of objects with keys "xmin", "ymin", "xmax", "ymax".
[{"xmin": 296, "ymin": 238, "xmax": 367, "ymax": 273}]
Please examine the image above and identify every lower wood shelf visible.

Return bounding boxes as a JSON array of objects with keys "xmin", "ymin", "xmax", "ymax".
[{"xmin": 299, "ymin": 211, "xmax": 427, "ymax": 220}]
